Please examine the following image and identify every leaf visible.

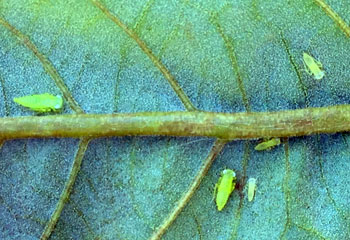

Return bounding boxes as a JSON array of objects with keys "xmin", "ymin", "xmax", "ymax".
[{"xmin": 1, "ymin": 0, "xmax": 350, "ymax": 239}]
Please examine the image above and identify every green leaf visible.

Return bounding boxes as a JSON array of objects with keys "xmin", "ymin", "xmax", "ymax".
[{"xmin": 1, "ymin": 0, "xmax": 350, "ymax": 239}]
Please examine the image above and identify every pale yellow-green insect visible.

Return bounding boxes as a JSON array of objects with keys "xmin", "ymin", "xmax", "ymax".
[
  {"xmin": 302, "ymin": 52, "xmax": 325, "ymax": 80},
  {"xmin": 254, "ymin": 138, "xmax": 281, "ymax": 151},
  {"xmin": 13, "ymin": 93, "xmax": 63, "ymax": 113},
  {"xmin": 247, "ymin": 178, "xmax": 257, "ymax": 202},
  {"xmin": 214, "ymin": 169, "xmax": 236, "ymax": 211}
]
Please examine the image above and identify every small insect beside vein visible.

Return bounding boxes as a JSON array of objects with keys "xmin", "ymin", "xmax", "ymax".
[
  {"xmin": 254, "ymin": 138, "xmax": 281, "ymax": 151},
  {"xmin": 302, "ymin": 52, "xmax": 325, "ymax": 80},
  {"xmin": 247, "ymin": 178, "xmax": 257, "ymax": 202},
  {"xmin": 13, "ymin": 93, "xmax": 63, "ymax": 113},
  {"xmin": 214, "ymin": 169, "xmax": 236, "ymax": 211}
]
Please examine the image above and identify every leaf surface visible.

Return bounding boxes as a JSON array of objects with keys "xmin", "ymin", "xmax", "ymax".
[{"xmin": 1, "ymin": 1, "xmax": 350, "ymax": 239}]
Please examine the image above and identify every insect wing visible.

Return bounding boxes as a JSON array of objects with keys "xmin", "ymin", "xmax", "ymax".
[
  {"xmin": 254, "ymin": 141, "xmax": 270, "ymax": 151},
  {"xmin": 216, "ymin": 179, "xmax": 232, "ymax": 210},
  {"xmin": 303, "ymin": 52, "xmax": 315, "ymax": 66}
]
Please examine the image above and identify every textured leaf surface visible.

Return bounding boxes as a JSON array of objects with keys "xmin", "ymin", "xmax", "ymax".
[{"xmin": 1, "ymin": 0, "xmax": 350, "ymax": 239}]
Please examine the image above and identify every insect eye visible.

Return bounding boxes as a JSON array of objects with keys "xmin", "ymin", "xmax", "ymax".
[
  {"xmin": 222, "ymin": 169, "xmax": 235, "ymax": 177},
  {"xmin": 54, "ymin": 95, "xmax": 63, "ymax": 109},
  {"xmin": 316, "ymin": 71, "xmax": 325, "ymax": 80}
]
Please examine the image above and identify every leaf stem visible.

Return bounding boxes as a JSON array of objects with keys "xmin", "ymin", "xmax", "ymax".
[{"xmin": 2, "ymin": 105, "xmax": 350, "ymax": 140}]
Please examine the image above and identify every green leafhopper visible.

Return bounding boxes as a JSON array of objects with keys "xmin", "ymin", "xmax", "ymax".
[
  {"xmin": 302, "ymin": 52, "xmax": 325, "ymax": 80},
  {"xmin": 13, "ymin": 93, "xmax": 63, "ymax": 113},
  {"xmin": 214, "ymin": 169, "xmax": 236, "ymax": 211},
  {"xmin": 254, "ymin": 138, "xmax": 281, "ymax": 151}
]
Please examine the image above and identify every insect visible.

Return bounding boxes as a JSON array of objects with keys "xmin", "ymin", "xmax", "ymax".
[
  {"xmin": 302, "ymin": 52, "xmax": 325, "ymax": 80},
  {"xmin": 214, "ymin": 169, "xmax": 236, "ymax": 211},
  {"xmin": 247, "ymin": 178, "xmax": 257, "ymax": 202},
  {"xmin": 13, "ymin": 93, "xmax": 63, "ymax": 113},
  {"xmin": 254, "ymin": 138, "xmax": 281, "ymax": 151}
]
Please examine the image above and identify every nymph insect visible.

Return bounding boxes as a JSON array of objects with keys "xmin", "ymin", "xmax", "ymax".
[
  {"xmin": 247, "ymin": 178, "xmax": 257, "ymax": 202},
  {"xmin": 214, "ymin": 169, "xmax": 236, "ymax": 211},
  {"xmin": 13, "ymin": 93, "xmax": 63, "ymax": 113},
  {"xmin": 254, "ymin": 138, "xmax": 281, "ymax": 151},
  {"xmin": 302, "ymin": 52, "xmax": 325, "ymax": 80}
]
